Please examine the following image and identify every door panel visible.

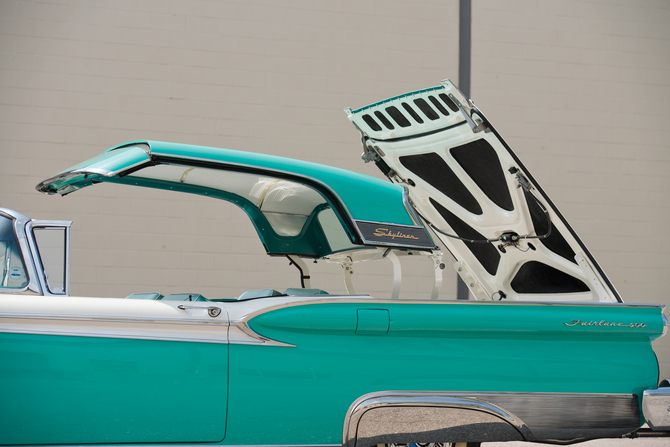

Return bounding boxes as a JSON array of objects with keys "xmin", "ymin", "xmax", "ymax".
[{"xmin": 0, "ymin": 333, "xmax": 228, "ymax": 445}]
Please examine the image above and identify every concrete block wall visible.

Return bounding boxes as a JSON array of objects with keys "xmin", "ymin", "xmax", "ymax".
[
  {"xmin": 471, "ymin": 0, "xmax": 670, "ymax": 378},
  {"xmin": 1, "ymin": 0, "xmax": 669, "ymax": 375}
]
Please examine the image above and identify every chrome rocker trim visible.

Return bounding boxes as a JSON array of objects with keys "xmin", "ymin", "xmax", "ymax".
[{"xmin": 343, "ymin": 391, "xmax": 640, "ymax": 447}]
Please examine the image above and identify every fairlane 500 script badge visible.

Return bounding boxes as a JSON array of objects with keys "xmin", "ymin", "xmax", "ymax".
[{"xmin": 564, "ymin": 319, "xmax": 647, "ymax": 328}]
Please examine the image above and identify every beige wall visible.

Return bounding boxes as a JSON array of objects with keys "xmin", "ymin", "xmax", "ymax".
[{"xmin": 1, "ymin": 0, "xmax": 669, "ymax": 375}]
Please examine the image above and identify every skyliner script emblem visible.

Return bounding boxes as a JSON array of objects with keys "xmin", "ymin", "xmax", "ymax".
[
  {"xmin": 373, "ymin": 228, "xmax": 419, "ymax": 240},
  {"xmin": 564, "ymin": 319, "xmax": 647, "ymax": 328}
]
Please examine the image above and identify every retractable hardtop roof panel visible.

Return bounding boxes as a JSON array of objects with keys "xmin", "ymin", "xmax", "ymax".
[{"xmin": 36, "ymin": 141, "xmax": 436, "ymax": 259}]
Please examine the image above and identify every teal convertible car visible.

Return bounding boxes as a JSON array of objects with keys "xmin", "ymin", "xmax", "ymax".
[{"xmin": 1, "ymin": 80, "xmax": 669, "ymax": 446}]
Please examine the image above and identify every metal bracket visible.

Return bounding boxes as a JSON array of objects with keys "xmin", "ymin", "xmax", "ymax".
[
  {"xmin": 384, "ymin": 249, "xmax": 402, "ymax": 299},
  {"xmin": 287, "ymin": 255, "xmax": 312, "ymax": 289},
  {"xmin": 343, "ymin": 261, "xmax": 355, "ymax": 295},
  {"xmin": 429, "ymin": 253, "xmax": 445, "ymax": 300},
  {"xmin": 448, "ymin": 93, "xmax": 487, "ymax": 133}
]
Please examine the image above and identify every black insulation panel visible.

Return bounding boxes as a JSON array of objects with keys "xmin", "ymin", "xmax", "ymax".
[
  {"xmin": 511, "ymin": 261, "xmax": 590, "ymax": 294},
  {"xmin": 523, "ymin": 189, "xmax": 577, "ymax": 264},
  {"xmin": 430, "ymin": 198, "xmax": 500, "ymax": 275},
  {"xmin": 401, "ymin": 153, "xmax": 483, "ymax": 215},
  {"xmin": 450, "ymin": 139, "xmax": 514, "ymax": 211}
]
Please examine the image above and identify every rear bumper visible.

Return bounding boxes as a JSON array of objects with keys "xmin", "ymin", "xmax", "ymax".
[{"xmin": 643, "ymin": 386, "xmax": 670, "ymax": 430}]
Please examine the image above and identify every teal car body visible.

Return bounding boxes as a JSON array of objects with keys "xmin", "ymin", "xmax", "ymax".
[{"xmin": 1, "ymin": 79, "xmax": 669, "ymax": 446}]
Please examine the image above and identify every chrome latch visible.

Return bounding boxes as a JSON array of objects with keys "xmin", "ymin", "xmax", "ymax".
[{"xmin": 177, "ymin": 305, "xmax": 221, "ymax": 318}]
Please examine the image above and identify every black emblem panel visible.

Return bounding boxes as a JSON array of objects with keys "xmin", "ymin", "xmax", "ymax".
[{"xmin": 355, "ymin": 221, "xmax": 436, "ymax": 249}]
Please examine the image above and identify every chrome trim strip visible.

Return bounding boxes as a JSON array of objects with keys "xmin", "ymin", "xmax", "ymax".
[
  {"xmin": 238, "ymin": 296, "xmax": 664, "ymax": 316},
  {"xmin": 228, "ymin": 320, "xmax": 295, "ymax": 347},
  {"xmin": 0, "ymin": 312, "xmax": 229, "ymax": 326},
  {"xmin": 0, "ymin": 311, "xmax": 230, "ymax": 344}
]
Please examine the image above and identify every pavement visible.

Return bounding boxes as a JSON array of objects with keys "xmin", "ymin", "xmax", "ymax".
[{"xmin": 484, "ymin": 439, "xmax": 670, "ymax": 446}]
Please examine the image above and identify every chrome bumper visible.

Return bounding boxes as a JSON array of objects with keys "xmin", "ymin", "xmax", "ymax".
[{"xmin": 643, "ymin": 386, "xmax": 670, "ymax": 430}]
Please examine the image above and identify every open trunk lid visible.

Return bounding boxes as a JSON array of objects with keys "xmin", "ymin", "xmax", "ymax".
[{"xmin": 346, "ymin": 79, "xmax": 620, "ymax": 303}]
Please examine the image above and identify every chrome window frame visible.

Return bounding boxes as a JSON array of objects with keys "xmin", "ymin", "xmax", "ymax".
[{"xmin": 26, "ymin": 220, "xmax": 72, "ymax": 297}]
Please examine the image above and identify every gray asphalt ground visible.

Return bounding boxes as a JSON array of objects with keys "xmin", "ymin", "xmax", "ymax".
[{"xmin": 484, "ymin": 439, "xmax": 670, "ymax": 446}]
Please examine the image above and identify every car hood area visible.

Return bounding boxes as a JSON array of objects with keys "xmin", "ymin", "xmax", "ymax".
[{"xmin": 345, "ymin": 79, "xmax": 620, "ymax": 303}]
